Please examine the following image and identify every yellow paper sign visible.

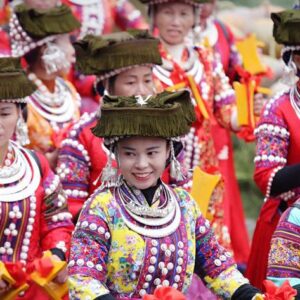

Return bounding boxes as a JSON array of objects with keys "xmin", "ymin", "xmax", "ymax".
[{"xmin": 191, "ymin": 166, "xmax": 221, "ymax": 218}]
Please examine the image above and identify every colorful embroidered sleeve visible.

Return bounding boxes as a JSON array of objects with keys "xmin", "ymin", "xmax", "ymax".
[
  {"xmin": 38, "ymin": 153, "xmax": 74, "ymax": 256},
  {"xmin": 267, "ymin": 204, "xmax": 300, "ymax": 287},
  {"xmin": 253, "ymin": 91, "xmax": 290, "ymax": 199},
  {"xmin": 56, "ymin": 113, "xmax": 95, "ymax": 219},
  {"xmin": 211, "ymin": 55, "xmax": 236, "ymax": 130},
  {"xmin": 68, "ymin": 191, "xmax": 112, "ymax": 299},
  {"xmin": 114, "ymin": 0, "xmax": 148, "ymax": 30},
  {"xmin": 193, "ymin": 199, "xmax": 249, "ymax": 298}
]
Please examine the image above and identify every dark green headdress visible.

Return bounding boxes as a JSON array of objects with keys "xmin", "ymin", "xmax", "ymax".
[
  {"xmin": 139, "ymin": 0, "xmax": 211, "ymax": 6},
  {"xmin": 0, "ymin": 57, "xmax": 36, "ymax": 102},
  {"xmin": 92, "ymin": 90, "xmax": 195, "ymax": 141},
  {"xmin": 10, "ymin": 4, "xmax": 80, "ymax": 56},
  {"xmin": 74, "ymin": 30, "xmax": 162, "ymax": 79},
  {"xmin": 271, "ymin": 9, "xmax": 300, "ymax": 46},
  {"xmin": 271, "ymin": 9, "xmax": 300, "ymax": 65}
]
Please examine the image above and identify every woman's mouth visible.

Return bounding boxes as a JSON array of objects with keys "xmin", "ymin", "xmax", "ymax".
[{"xmin": 133, "ymin": 172, "xmax": 153, "ymax": 181}]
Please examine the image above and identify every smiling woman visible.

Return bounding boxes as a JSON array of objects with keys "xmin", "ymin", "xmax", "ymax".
[
  {"xmin": 117, "ymin": 137, "xmax": 170, "ymax": 190},
  {"xmin": 68, "ymin": 90, "xmax": 264, "ymax": 300}
]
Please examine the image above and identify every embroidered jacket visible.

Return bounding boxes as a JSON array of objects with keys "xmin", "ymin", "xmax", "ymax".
[
  {"xmin": 267, "ymin": 199, "xmax": 300, "ymax": 287},
  {"xmin": 68, "ymin": 185, "xmax": 248, "ymax": 299}
]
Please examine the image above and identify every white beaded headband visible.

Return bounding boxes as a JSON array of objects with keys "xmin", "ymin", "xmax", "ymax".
[
  {"xmin": 9, "ymin": 12, "xmax": 56, "ymax": 57},
  {"xmin": 281, "ymin": 45, "xmax": 300, "ymax": 56}
]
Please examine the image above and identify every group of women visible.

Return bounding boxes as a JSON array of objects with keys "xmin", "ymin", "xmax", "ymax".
[{"xmin": 1, "ymin": 0, "xmax": 300, "ymax": 299}]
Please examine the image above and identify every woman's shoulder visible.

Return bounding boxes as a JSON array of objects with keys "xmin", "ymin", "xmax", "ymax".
[
  {"xmin": 173, "ymin": 186, "xmax": 198, "ymax": 207},
  {"xmin": 256, "ymin": 89, "xmax": 291, "ymax": 129},
  {"xmin": 82, "ymin": 187, "xmax": 115, "ymax": 213}
]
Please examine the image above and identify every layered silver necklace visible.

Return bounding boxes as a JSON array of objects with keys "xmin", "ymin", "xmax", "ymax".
[
  {"xmin": 116, "ymin": 182, "xmax": 181, "ymax": 238},
  {"xmin": 0, "ymin": 141, "xmax": 40, "ymax": 202},
  {"xmin": 27, "ymin": 73, "xmax": 76, "ymax": 124}
]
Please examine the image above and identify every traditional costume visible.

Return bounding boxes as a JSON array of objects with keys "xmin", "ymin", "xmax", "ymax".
[
  {"xmin": 62, "ymin": 0, "xmax": 148, "ymax": 113},
  {"xmin": 56, "ymin": 31, "xmax": 162, "ymax": 219},
  {"xmin": 9, "ymin": 3, "xmax": 81, "ymax": 154},
  {"xmin": 267, "ymin": 198, "xmax": 300, "ymax": 297},
  {"xmin": 199, "ymin": 15, "xmax": 250, "ymax": 266},
  {"xmin": 0, "ymin": 57, "xmax": 74, "ymax": 299},
  {"xmin": 68, "ymin": 90, "xmax": 262, "ymax": 300},
  {"xmin": 246, "ymin": 8, "xmax": 300, "ymax": 289},
  {"xmin": 140, "ymin": 0, "xmax": 237, "ymax": 251}
]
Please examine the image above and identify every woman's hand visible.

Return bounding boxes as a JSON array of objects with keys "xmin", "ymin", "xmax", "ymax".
[{"xmin": 51, "ymin": 255, "xmax": 68, "ymax": 284}]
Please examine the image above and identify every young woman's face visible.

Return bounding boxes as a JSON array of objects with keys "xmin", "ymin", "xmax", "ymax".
[
  {"xmin": 117, "ymin": 137, "xmax": 170, "ymax": 190},
  {"xmin": 110, "ymin": 66, "xmax": 154, "ymax": 96},
  {"xmin": 0, "ymin": 103, "xmax": 19, "ymax": 148},
  {"xmin": 154, "ymin": 2, "xmax": 195, "ymax": 45}
]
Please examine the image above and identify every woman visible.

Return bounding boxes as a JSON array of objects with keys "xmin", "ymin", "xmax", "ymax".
[
  {"xmin": 0, "ymin": 57, "xmax": 73, "ymax": 299},
  {"xmin": 139, "ymin": 0, "xmax": 239, "ymax": 252},
  {"xmin": 68, "ymin": 90, "xmax": 263, "ymax": 300},
  {"xmin": 62, "ymin": 0, "xmax": 147, "ymax": 39},
  {"xmin": 56, "ymin": 30, "xmax": 163, "ymax": 220},
  {"xmin": 9, "ymin": 2, "xmax": 81, "ymax": 168},
  {"xmin": 60, "ymin": 0, "xmax": 148, "ymax": 114},
  {"xmin": 246, "ymin": 8, "xmax": 300, "ymax": 289}
]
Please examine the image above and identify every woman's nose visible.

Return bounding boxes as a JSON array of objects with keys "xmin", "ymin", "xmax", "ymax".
[{"xmin": 134, "ymin": 155, "xmax": 149, "ymax": 169}]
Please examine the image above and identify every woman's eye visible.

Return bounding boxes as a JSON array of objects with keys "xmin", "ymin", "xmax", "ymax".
[
  {"xmin": 148, "ymin": 151, "xmax": 158, "ymax": 156},
  {"xmin": 125, "ymin": 152, "xmax": 135, "ymax": 157},
  {"xmin": 163, "ymin": 9, "xmax": 172, "ymax": 15}
]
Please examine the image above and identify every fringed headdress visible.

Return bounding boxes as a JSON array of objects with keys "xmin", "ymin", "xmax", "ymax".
[
  {"xmin": 0, "ymin": 56, "xmax": 36, "ymax": 102},
  {"xmin": 92, "ymin": 90, "xmax": 195, "ymax": 186},
  {"xmin": 9, "ymin": 3, "xmax": 80, "ymax": 57},
  {"xmin": 74, "ymin": 30, "xmax": 162, "ymax": 81},
  {"xmin": 271, "ymin": 8, "xmax": 300, "ymax": 85}
]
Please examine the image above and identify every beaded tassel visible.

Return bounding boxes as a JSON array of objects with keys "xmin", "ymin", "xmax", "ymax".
[
  {"xmin": 98, "ymin": 144, "xmax": 118, "ymax": 188},
  {"xmin": 170, "ymin": 140, "xmax": 185, "ymax": 182},
  {"xmin": 15, "ymin": 111, "xmax": 30, "ymax": 146},
  {"xmin": 281, "ymin": 55, "xmax": 298, "ymax": 87}
]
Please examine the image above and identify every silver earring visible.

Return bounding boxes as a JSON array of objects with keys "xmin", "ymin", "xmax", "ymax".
[
  {"xmin": 15, "ymin": 112, "xmax": 30, "ymax": 146},
  {"xmin": 100, "ymin": 144, "xmax": 118, "ymax": 188},
  {"xmin": 170, "ymin": 140, "xmax": 185, "ymax": 182},
  {"xmin": 42, "ymin": 43, "xmax": 69, "ymax": 75},
  {"xmin": 281, "ymin": 54, "xmax": 298, "ymax": 87}
]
